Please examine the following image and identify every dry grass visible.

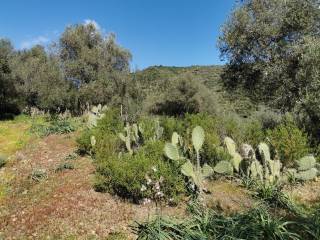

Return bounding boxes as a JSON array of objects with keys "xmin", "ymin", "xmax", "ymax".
[
  {"xmin": 204, "ymin": 179, "xmax": 256, "ymax": 214},
  {"xmin": 0, "ymin": 133, "xmax": 186, "ymax": 239}
]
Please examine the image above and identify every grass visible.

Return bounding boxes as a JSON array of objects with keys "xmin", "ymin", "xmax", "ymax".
[{"xmin": 0, "ymin": 115, "xmax": 44, "ymax": 156}]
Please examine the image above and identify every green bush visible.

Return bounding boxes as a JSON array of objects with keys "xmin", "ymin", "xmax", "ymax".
[
  {"xmin": 76, "ymin": 128, "xmax": 94, "ymax": 155},
  {"xmin": 183, "ymin": 113, "xmax": 222, "ymax": 166},
  {"xmin": 94, "ymin": 140, "xmax": 185, "ymax": 203},
  {"xmin": 242, "ymin": 120, "xmax": 265, "ymax": 147},
  {"xmin": 55, "ymin": 162, "xmax": 74, "ymax": 172},
  {"xmin": 159, "ymin": 116, "xmax": 185, "ymax": 141},
  {"xmin": 30, "ymin": 115, "xmax": 77, "ymax": 137},
  {"xmin": 267, "ymin": 116, "xmax": 310, "ymax": 167},
  {"xmin": 76, "ymin": 108, "xmax": 123, "ymax": 155}
]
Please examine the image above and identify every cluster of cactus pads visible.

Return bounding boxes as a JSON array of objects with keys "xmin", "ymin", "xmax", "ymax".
[
  {"xmin": 118, "ymin": 119, "xmax": 164, "ymax": 155},
  {"xmin": 164, "ymin": 126, "xmax": 214, "ymax": 193},
  {"xmin": 87, "ymin": 104, "xmax": 108, "ymax": 129},
  {"xmin": 286, "ymin": 156, "xmax": 320, "ymax": 181},
  {"xmin": 119, "ymin": 123, "xmax": 142, "ymax": 155},
  {"xmin": 217, "ymin": 136, "xmax": 319, "ymax": 183}
]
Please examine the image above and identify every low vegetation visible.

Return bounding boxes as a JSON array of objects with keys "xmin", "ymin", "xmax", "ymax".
[{"xmin": 1, "ymin": 0, "xmax": 319, "ymax": 239}]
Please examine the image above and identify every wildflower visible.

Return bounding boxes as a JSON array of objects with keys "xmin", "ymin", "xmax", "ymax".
[
  {"xmin": 140, "ymin": 184, "xmax": 147, "ymax": 192},
  {"xmin": 154, "ymin": 182, "xmax": 160, "ymax": 191},
  {"xmin": 145, "ymin": 175, "xmax": 152, "ymax": 185},
  {"xmin": 142, "ymin": 198, "xmax": 151, "ymax": 205},
  {"xmin": 151, "ymin": 166, "xmax": 157, "ymax": 172},
  {"xmin": 159, "ymin": 176, "xmax": 164, "ymax": 183},
  {"xmin": 155, "ymin": 191, "xmax": 164, "ymax": 198}
]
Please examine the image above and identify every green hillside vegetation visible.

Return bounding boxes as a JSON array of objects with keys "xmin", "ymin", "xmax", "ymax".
[{"xmin": 1, "ymin": 0, "xmax": 320, "ymax": 239}]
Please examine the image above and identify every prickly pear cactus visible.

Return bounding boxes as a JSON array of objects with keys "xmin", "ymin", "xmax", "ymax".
[
  {"xmin": 192, "ymin": 126, "xmax": 205, "ymax": 154},
  {"xmin": 296, "ymin": 156, "xmax": 316, "ymax": 171},
  {"xmin": 250, "ymin": 160, "xmax": 263, "ymax": 181},
  {"xmin": 296, "ymin": 168, "xmax": 318, "ymax": 181},
  {"xmin": 154, "ymin": 120, "xmax": 164, "ymax": 140},
  {"xmin": 223, "ymin": 137, "xmax": 243, "ymax": 172},
  {"xmin": 181, "ymin": 160, "xmax": 213, "ymax": 190},
  {"xmin": 267, "ymin": 159, "xmax": 281, "ymax": 180},
  {"xmin": 118, "ymin": 123, "xmax": 141, "ymax": 155},
  {"xmin": 90, "ymin": 136, "xmax": 96, "ymax": 147},
  {"xmin": 87, "ymin": 104, "xmax": 107, "ymax": 129},
  {"xmin": 214, "ymin": 161, "xmax": 233, "ymax": 175},
  {"xmin": 294, "ymin": 155, "xmax": 319, "ymax": 181},
  {"xmin": 164, "ymin": 143, "xmax": 181, "ymax": 161},
  {"xmin": 258, "ymin": 142, "xmax": 271, "ymax": 163},
  {"xmin": 240, "ymin": 143, "xmax": 256, "ymax": 159},
  {"xmin": 224, "ymin": 137, "xmax": 237, "ymax": 155},
  {"xmin": 171, "ymin": 132, "xmax": 180, "ymax": 146}
]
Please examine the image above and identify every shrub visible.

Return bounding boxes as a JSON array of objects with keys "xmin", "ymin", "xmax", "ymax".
[
  {"xmin": 242, "ymin": 120, "xmax": 265, "ymax": 147},
  {"xmin": 76, "ymin": 128, "xmax": 94, "ymax": 155},
  {"xmin": 183, "ymin": 113, "xmax": 221, "ymax": 166},
  {"xmin": 76, "ymin": 108, "xmax": 123, "ymax": 155},
  {"xmin": 148, "ymin": 74, "xmax": 219, "ymax": 116},
  {"xmin": 94, "ymin": 140, "xmax": 185, "ymax": 203},
  {"xmin": 30, "ymin": 115, "xmax": 77, "ymax": 137},
  {"xmin": 267, "ymin": 115, "xmax": 310, "ymax": 167},
  {"xmin": 55, "ymin": 162, "xmax": 74, "ymax": 172},
  {"xmin": 159, "ymin": 116, "xmax": 185, "ymax": 141}
]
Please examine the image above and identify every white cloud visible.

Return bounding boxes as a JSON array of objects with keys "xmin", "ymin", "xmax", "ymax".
[
  {"xmin": 84, "ymin": 19, "xmax": 101, "ymax": 31},
  {"xmin": 20, "ymin": 35, "xmax": 50, "ymax": 49}
]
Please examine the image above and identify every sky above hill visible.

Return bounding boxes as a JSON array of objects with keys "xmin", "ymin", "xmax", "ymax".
[{"xmin": 0, "ymin": 0, "xmax": 237, "ymax": 69}]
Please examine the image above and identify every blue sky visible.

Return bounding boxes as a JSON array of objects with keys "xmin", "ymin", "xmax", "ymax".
[{"xmin": 0, "ymin": 0, "xmax": 236, "ymax": 69}]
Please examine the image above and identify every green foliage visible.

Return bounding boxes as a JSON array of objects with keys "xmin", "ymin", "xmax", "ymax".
[
  {"xmin": 164, "ymin": 126, "xmax": 214, "ymax": 195},
  {"xmin": 290, "ymin": 155, "xmax": 320, "ymax": 181},
  {"xmin": 267, "ymin": 116, "xmax": 310, "ymax": 167},
  {"xmin": 0, "ymin": 39, "xmax": 20, "ymax": 118},
  {"xmin": 135, "ymin": 202, "xmax": 300, "ymax": 240},
  {"xmin": 132, "ymin": 216, "xmax": 206, "ymax": 240},
  {"xmin": 183, "ymin": 113, "xmax": 221, "ymax": 166},
  {"xmin": 148, "ymin": 73, "xmax": 219, "ymax": 116},
  {"xmin": 76, "ymin": 128, "xmax": 93, "ymax": 155},
  {"xmin": 159, "ymin": 116, "xmax": 185, "ymax": 141},
  {"xmin": 94, "ymin": 141, "xmax": 185, "ymax": 202},
  {"xmin": 55, "ymin": 162, "xmax": 74, "ymax": 172},
  {"xmin": 30, "ymin": 115, "xmax": 76, "ymax": 137},
  {"xmin": 219, "ymin": 0, "xmax": 320, "ymax": 145}
]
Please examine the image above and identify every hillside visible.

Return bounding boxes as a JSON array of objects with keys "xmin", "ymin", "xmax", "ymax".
[{"xmin": 135, "ymin": 65, "xmax": 258, "ymax": 117}]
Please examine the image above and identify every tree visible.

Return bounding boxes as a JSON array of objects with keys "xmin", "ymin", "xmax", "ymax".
[
  {"xmin": 11, "ymin": 45, "xmax": 74, "ymax": 112},
  {"xmin": 219, "ymin": 0, "xmax": 320, "ymax": 143},
  {"xmin": 58, "ymin": 22, "xmax": 133, "ymax": 110},
  {"xmin": 0, "ymin": 39, "xmax": 19, "ymax": 118},
  {"xmin": 147, "ymin": 73, "xmax": 219, "ymax": 116},
  {"xmin": 219, "ymin": 0, "xmax": 320, "ymax": 109}
]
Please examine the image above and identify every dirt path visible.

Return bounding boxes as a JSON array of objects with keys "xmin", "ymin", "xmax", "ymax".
[
  {"xmin": 0, "ymin": 133, "xmax": 185, "ymax": 239},
  {"xmin": 1, "ymin": 132, "xmax": 317, "ymax": 239}
]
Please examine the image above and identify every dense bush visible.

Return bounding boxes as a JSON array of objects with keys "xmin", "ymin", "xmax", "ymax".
[
  {"xmin": 267, "ymin": 116, "xmax": 310, "ymax": 167},
  {"xmin": 147, "ymin": 74, "xmax": 219, "ymax": 116},
  {"xmin": 30, "ymin": 114, "xmax": 77, "ymax": 137},
  {"xmin": 77, "ymin": 109, "xmax": 185, "ymax": 202},
  {"xmin": 94, "ymin": 140, "xmax": 185, "ymax": 203}
]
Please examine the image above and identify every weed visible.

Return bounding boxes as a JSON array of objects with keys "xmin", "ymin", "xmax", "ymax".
[
  {"xmin": 30, "ymin": 169, "xmax": 48, "ymax": 182},
  {"xmin": 55, "ymin": 162, "xmax": 74, "ymax": 172}
]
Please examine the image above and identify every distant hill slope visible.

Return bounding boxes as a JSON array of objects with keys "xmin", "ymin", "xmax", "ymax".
[{"xmin": 135, "ymin": 65, "xmax": 258, "ymax": 117}]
